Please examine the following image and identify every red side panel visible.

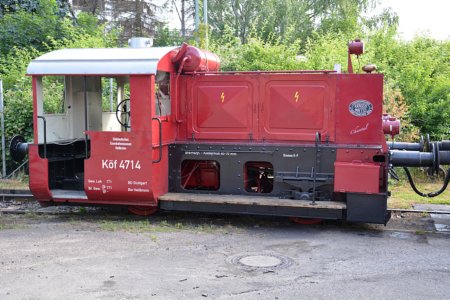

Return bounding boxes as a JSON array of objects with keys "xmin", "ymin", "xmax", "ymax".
[
  {"xmin": 150, "ymin": 145, "xmax": 169, "ymax": 198},
  {"xmin": 334, "ymin": 162, "xmax": 380, "ymax": 194},
  {"xmin": 28, "ymin": 144, "xmax": 52, "ymax": 200},
  {"xmin": 335, "ymin": 74, "xmax": 384, "ymax": 144},
  {"xmin": 187, "ymin": 77, "xmax": 256, "ymax": 140},
  {"xmin": 29, "ymin": 76, "xmax": 52, "ymax": 201},
  {"xmin": 84, "ymin": 131, "xmax": 154, "ymax": 202},
  {"xmin": 176, "ymin": 76, "xmax": 189, "ymax": 140},
  {"xmin": 260, "ymin": 75, "xmax": 335, "ymax": 141},
  {"xmin": 184, "ymin": 74, "xmax": 336, "ymax": 142}
]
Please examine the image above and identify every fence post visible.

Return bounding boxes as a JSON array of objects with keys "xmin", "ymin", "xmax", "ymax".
[{"xmin": 0, "ymin": 79, "xmax": 5, "ymax": 178}]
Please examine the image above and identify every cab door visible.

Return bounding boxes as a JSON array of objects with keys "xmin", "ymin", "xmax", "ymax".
[{"xmin": 84, "ymin": 75, "xmax": 156, "ymax": 205}]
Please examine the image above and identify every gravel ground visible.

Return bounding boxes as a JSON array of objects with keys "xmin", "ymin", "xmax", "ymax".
[{"xmin": 0, "ymin": 201, "xmax": 449, "ymax": 300}]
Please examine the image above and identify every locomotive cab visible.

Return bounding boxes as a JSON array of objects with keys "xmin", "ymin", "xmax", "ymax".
[
  {"xmin": 33, "ymin": 75, "xmax": 140, "ymax": 189},
  {"xmin": 24, "ymin": 45, "xmax": 178, "ymax": 210}
]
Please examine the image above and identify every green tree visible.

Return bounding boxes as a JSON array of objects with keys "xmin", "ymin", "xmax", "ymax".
[
  {"xmin": 0, "ymin": 0, "xmax": 39, "ymax": 16},
  {"xmin": 207, "ymin": 0, "xmax": 379, "ymax": 44},
  {"xmin": 153, "ymin": 23, "xmax": 187, "ymax": 46},
  {"xmin": 0, "ymin": 1, "xmax": 118, "ymax": 170},
  {"xmin": 72, "ymin": 0, "xmax": 169, "ymax": 45},
  {"xmin": 0, "ymin": 0, "xmax": 74, "ymax": 57}
]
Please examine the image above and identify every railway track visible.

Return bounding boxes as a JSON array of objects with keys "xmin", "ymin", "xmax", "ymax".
[
  {"xmin": 0, "ymin": 190, "xmax": 33, "ymax": 199},
  {"xmin": 0, "ymin": 192, "xmax": 449, "ymax": 216}
]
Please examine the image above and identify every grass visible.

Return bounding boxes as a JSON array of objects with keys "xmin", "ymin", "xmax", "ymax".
[
  {"xmin": 389, "ymin": 181, "xmax": 450, "ymax": 209},
  {"xmin": 0, "ymin": 179, "xmax": 28, "ymax": 189},
  {"xmin": 0, "ymin": 218, "xmax": 26, "ymax": 230},
  {"xmin": 99, "ymin": 218, "xmax": 230, "ymax": 234},
  {"xmin": 0, "ymin": 223, "xmax": 26, "ymax": 230}
]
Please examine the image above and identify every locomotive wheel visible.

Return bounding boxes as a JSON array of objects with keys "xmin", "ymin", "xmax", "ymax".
[
  {"xmin": 289, "ymin": 217, "xmax": 323, "ymax": 225},
  {"xmin": 128, "ymin": 205, "xmax": 158, "ymax": 216}
]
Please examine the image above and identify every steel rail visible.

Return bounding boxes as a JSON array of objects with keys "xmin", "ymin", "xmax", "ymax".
[
  {"xmin": 0, "ymin": 193, "xmax": 449, "ymax": 216},
  {"xmin": 388, "ymin": 208, "xmax": 450, "ymax": 215},
  {"xmin": 0, "ymin": 191, "xmax": 33, "ymax": 199}
]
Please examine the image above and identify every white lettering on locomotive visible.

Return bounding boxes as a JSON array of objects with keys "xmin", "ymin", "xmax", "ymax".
[{"xmin": 101, "ymin": 159, "xmax": 141, "ymax": 170}]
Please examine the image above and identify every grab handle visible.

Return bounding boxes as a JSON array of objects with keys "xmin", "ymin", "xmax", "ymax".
[{"xmin": 152, "ymin": 117, "xmax": 163, "ymax": 163}]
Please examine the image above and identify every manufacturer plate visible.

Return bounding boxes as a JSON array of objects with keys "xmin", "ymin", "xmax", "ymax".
[{"xmin": 349, "ymin": 100, "xmax": 373, "ymax": 117}]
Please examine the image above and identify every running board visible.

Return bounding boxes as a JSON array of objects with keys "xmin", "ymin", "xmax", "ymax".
[
  {"xmin": 51, "ymin": 189, "xmax": 88, "ymax": 200},
  {"xmin": 159, "ymin": 193, "xmax": 346, "ymax": 219}
]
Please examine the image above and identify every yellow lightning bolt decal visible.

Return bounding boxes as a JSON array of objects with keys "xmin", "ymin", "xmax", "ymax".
[
  {"xmin": 220, "ymin": 92, "xmax": 225, "ymax": 103},
  {"xmin": 294, "ymin": 91, "xmax": 300, "ymax": 102}
]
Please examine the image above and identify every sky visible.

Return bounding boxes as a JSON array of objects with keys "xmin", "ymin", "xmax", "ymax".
[{"xmin": 378, "ymin": 0, "xmax": 449, "ymax": 40}]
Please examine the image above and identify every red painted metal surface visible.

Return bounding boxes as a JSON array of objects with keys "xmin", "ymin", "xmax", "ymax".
[
  {"xmin": 28, "ymin": 145, "xmax": 52, "ymax": 200},
  {"xmin": 83, "ymin": 75, "xmax": 159, "ymax": 206},
  {"xmin": 26, "ymin": 43, "xmax": 393, "ymax": 216},
  {"xmin": 181, "ymin": 160, "xmax": 220, "ymax": 190},
  {"xmin": 187, "ymin": 76, "xmax": 255, "ymax": 140},
  {"xmin": 335, "ymin": 74, "xmax": 384, "ymax": 145},
  {"xmin": 84, "ymin": 131, "xmax": 155, "ymax": 202},
  {"xmin": 29, "ymin": 76, "xmax": 52, "ymax": 202},
  {"xmin": 260, "ymin": 75, "xmax": 335, "ymax": 142},
  {"xmin": 348, "ymin": 39, "xmax": 364, "ymax": 73},
  {"xmin": 382, "ymin": 114, "xmax": 401, "ymax": 138},
  {"xmin": 334, "ymin": 162, "xmax": 381, "ymax": 194},
  {"xmin": 289, "ymin": 217, "xmax": 323, "ymax": 225},
  {"xmin": 157, "ymin": 49, "xmax": 178, "ymax": 73},
  {"xmin": 128, "ymin": 205, "xmax": 158, "ymax": 216},
  {"xmin": 183, "ymin": 73, "xmax": 337, "ymax": 142},
  {"xmin": 172, "ymin": 43, "xmax": 220, "ymax": 72},
  {"xmin": 348, "ymin": 40, "xmax": 364, "ymax": 55}
]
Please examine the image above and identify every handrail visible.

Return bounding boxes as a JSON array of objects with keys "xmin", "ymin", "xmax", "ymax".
[
  {"xmin": 311, "ymin": 132, "xmax": 322, "ymax": 205},
  {"xmin": 152, "ymin": 117, "xmax": 163, "ymax": 163},
  {"xmin": 37, "ymin": 116, "xmax": 47, "ymax": 158}
]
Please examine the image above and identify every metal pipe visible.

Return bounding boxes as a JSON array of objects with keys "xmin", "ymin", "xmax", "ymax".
[
  {"xmin": 388, "ymin": 142, "xmax": 421, "ymax": 151},
  {"xmin": 194, "ymin": 0, "xmax": 199, "ymax": 31},
  {"xmin": 389, "ymin": 141, "xmax": 450, "ymax": 151},
  {"xmin": 203, "ymin": 0, "xmax": 208, "ymax": 49},
  {"xmin": 173, "ymin": 57, "xmax": 188, "ymax": 124},
  {"xmin": 84, "ymin": 76, "xmax": 88, "ymax": 158},
  {"xmin": 109, "ymin": 78, "xmax": 114, "ymax": 112},
  {"xmin": 389, "ymin": 150, "xmax": 450, "ymax": 167}
]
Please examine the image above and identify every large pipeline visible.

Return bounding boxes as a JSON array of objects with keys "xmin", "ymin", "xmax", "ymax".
[
  {"xmin": 389, "ymin": 150, "xmax": 450, "ymax": 167},
  {"xmin": 388, "ymin": 140, "xmax": 450, "ymax": 198},
  {"xmin": 389, "ymin": 140, "xmax": 450, "ymax": 152},
  {"xmin": 389, "ymin": 140, "xmax": 450, "ymax": 168}
]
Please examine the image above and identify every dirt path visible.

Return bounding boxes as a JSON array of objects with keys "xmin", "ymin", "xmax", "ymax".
[{"xmin": 0, "ymin": 210, "xmax": 449, "ymax": 299}]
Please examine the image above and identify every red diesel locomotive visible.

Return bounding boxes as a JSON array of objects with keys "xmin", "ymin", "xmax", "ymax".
[{"xmin": 10, "ymin": 38, "xmax": 450, "ymax": 224}]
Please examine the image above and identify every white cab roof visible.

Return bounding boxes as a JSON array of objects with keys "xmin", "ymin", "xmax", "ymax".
[{"xmin": 27, "ymin": 47, "xmax": 176, "ymax": 75}]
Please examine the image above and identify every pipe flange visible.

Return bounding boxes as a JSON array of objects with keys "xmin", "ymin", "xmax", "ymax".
[
  {"xmin": 9, "ymin": 135, "xmax": 27, "ymax": 162},
  {"xmin": 434, "ymin": 142, "xmax": 440, "ymax": 174},
  {"xmin": 425, "ymin": 134, "xmax": 431, "ymax": 152},
  {"xmin": 419, "ymin": 135, "xmax": 424, "ymax": 152}
]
